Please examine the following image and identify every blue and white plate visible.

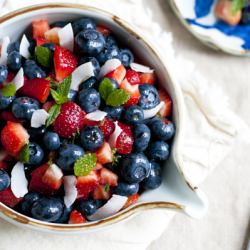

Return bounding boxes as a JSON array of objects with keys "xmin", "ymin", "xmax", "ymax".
[{"xmin": 169, "ymin": 0, "xmax": 250, "ymax": 56}]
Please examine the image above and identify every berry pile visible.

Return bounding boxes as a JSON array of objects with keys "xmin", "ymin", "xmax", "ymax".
[{"xmin": 0, "ymin": 17, "xmax": 174, "ymax": 224}]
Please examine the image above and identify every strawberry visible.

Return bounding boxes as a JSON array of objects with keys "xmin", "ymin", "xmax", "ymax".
[
  {"xmin": 106, "ymin": 64, "xmax": 126, "ymax": 84},
  {"xmin": 76, "ymin": 171, "xmax": 99, "ymax": 199},
  {"xmin": 6, "ymin": 72, "xmax": 15, "ymax": 83},
  {"xmin": 42, "ymin": 101, "xmax": 55, "ymax": 112},
  {"xmin": 19, "ymin": 78, "xmax": 50, "ymax": 103},
  {"xmin": 99, "ymin": 118, "xmax": 115, "ymax": 138},
  {"xmin": 158, "ymin": 88, "xmax": 172, "ymax": 117},
  {"xmin": 53, "ymin": 102, "xmax": 86, "ymax": 139},
  {"xmin": 120, "ymin": 79, "xmax": 140, "ymax": 106},
  {"xmin": 96, "ymin": 25, "xmax": 111, "ymax": 36},
  {"xmin": 1, "ymin": 122, "xmax": 29, "ymax": 156},
  {"xmin": 1, "ymin": 111, "xmax": 22, "ymax": 123},
  {"xmin": 54, "ymin": 46, "xmax": 77, "ymax": 82},
  {"xmin": 35, "ymin": 37, "xmax": 47, "ymax": 46},
  {"xmin": 44, "ymin": 27, "xmax": 61, "ymax": 44},
  {"xmin": 123, "ymin": 193, "xmax": 139, "ymax": 209},
  {"xmin": 42, "ymin": 164, "xmax": 63, "ymax": 190},
  {"xmin": 32, "ymin": 19, "xmax": 50, "ymax": 39},
  {"xmin": 0, "ymin": 188, "xmax": 22, "ymax": 208},
  {"xmin": 99, "ymin": 168, "xmax": 118, "ymax": 186},
  {"xmin": 140, "ymin": 72, "xmax": 156, "ymax": 85},
  {"xmin": 92, "ymin": 185, "xmax": 111, "ymax": 200},
  {"xmin": 126, "ymin": 69, "xmax": 140, "ymax": 85},
  {"xmin": 0, "ymin": 161, "xmax": 8, "ymax": 170},
  {"xmin": 93, "ymin": 163, "xmax": 103, "ymax": 171},
  {"xmin": 68, "ymin": 210, "xmax": 86, "ymax": 224},
  {"xmin": 96, "ymin": 142, "xmax": 114, "ymax": 165}
]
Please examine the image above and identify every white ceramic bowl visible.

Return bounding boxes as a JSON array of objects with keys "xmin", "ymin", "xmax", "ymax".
[{"xmin": 0, "ymin": 3, "xmax": 207, "ymax": 233}]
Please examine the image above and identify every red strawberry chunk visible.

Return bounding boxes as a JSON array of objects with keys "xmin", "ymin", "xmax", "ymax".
[
  {"xmin": 69, "ymin": 210, "xmax": 86, "ymax": 224},
  {"xmin": 92, "ymin": 185, "xmax": 111, "ymax": 200},
  {"xmin": 44, "ymin": 27, "xmax": 60, "ymax": 44},
  {"xmin": 105, "ymin": 64, "xmax": 126, "ymax": 84},
  {"xmin": 96, "ymin": 142, "xmax": 114, "ymax": 165},
  {"xmin": 1, "ymin": 111, "xmax": 22, "ymax": 123},
  {"xmin": 19, "ymin": 78, "xmax": 50, "ymax": 103},
  {"xmin": 120, "ymin": 79, "xmax": 140, "ymax": 106},
  {"xmin": 93, "ymin": 163, "xmax": 103, "ymax": 171},
  {"xmin": 32, "ymin": 19, "xmax": 50, "ymax": 39},
  {"xmin": 54, "ymin": 46, "xmax": 77, "ymax": 82},
  {"xmin": 99, "ymin": 118, "xmax": 115, "ymax": 138},
  {"xmin": 35, "ymin": 37, "xmax": 47, "ymax": 46},
  {"xmin": 140, "ymin": 72, "xmax": 156, "ymax": 85},
  {"xmin": 42, "ymin": 164, "xmax": 63, "ymax": 190},
  {"xmin": 42, "ymin": 101, "xmax": 55, "ymax": 112},
  {"xmin": 1, "ymin": 122, "xmax": 29, "ymax": 156},
  {"xmin": 158, "ymin": 88, "xmax": 172, "ymax": 118},
  {"xmin": 53, "ymin": 102, "xmax": 86, "ymax": 139},
  {"xmin": 96, "ymin": 25, "xmax": 111, "ymax": 36},
  {"xmin": 99, "ymin": 168, "xmax": 118, "ymax": 187},
  {"xmin": 6, "ymin": 72, "xmax": 15, "ymax": 83},
  {"xmin": 0, "ymin": 161, "xmax": 8, "ymax": 170},
  {"xmin": 0, "ymin": 188, "xmax": 22, "ymax": 208},
  {"xmin": 123, "ymin": 193, "xmax": 139, "ymax": 209},
  {"xmin": 126, "ymin": 69, "xmax": 140, "ymax": 85}
]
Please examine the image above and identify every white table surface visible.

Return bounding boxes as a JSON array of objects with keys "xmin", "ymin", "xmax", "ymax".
[{"xmin": 147, "ymin": 1, "xmax": 250, "ymax": 249}]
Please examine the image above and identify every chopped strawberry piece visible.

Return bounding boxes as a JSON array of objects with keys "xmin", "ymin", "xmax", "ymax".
[
  {"xmin": 42, "ymin": 101, "xmax": 55, "ymax": 112},
  {"xmin": 0, "ymin": 188, "xmax": 22, "ymax": 208},
  {"xmin": 68, "ymin": 210, "xmax": 86, "ymax": 224},
  {"xmin": 0, "ymin": 161, "xmax": 8, "ymax": 170},
  {"xmin": 96, "ymin": 25, "xmax": 111, "ymax": 36},
  {"xmin": 126, "ymin": 69, "xmax": 140, "ymax": 85},
  {"xmin": 140, "ymin": 72, "xmax": 156, "ymax": 85},
  {"xmin": 120, "ymin": 79, "xmax": 140, "ymax": 106},
  {"xmin": 96, "ymin": 142, "xmax": 114, "ymax": 165},
  {"xmin": 93, "ymin": 163, "xmax": 103, "ymax": 171},
  {"xmin": 42, "ymin": 164, "xmax": 63, "ymax": 190},
  {"xmin": 6, "ymin": 72, "xmax": 15, "ymax": 83},
  {"xmin": 1, "ymin": 122, "xmax": 29, "ymax": 156},
  {"xmin": 99, "ymin": 168, "xmax": 118, "ymax": 187},
  {"xmin": 32, "ymin": 19, "xmax": 50, "ymax": 39},
  {"xmin": 35, "ymin": 37, "xmax": 47, "ymax": 46},
  {"xmin": 92, "ymin": 185, "xmax": 111, "ymax": 200},
  {"xmin": 106, "ymin": 64, "xmax": 126, "ymax": 84},
  {"xmin": 158, "ymin": 88, "xmax": 172, "ymax": 117},
  {"xmin": 54, "ymin": 46, "xmax": 77, "ymax": 82},
  {"xmin": 1, "ymin": 111, "xmax": 22, "ymax": 123},
  {"xmin": 99, "ymin": 118, "xmax": 115, "ymax": 138},
  {"xmin": 123, "ymin": 193, "xmax": 140, "ymax": 209},
  {"xmin": 19, "ymin": 78, "xmax": 50, "ymax": 103},
  {"xmin": 44, "ymin": 27, "xmax": 61, "ymax": 44}
]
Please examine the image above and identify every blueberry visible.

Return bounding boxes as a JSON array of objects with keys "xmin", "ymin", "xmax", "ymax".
[
  {"xmin": 113, "ymin": 182, "xmax": 139, "ymax": 196},
  {"xmin": 103, "ymin": 106, "xmax": 124, "ymax": 120},
  {"xmin": 80, "ymin": 126, "xmax": 104, "ymax": 151},
  {"xmin": 43, "ymin": 132, "xmax": 60, "ymax": 151},
  {"xmin": 124, "ymin": 105, "xmax": 144, "ymax": 125},
  {"xmin": 72, "ymin": 18, "xmax": 96, "ymax": 35},
  {"xmin": 51, "ymin": 20, "xmax": 68, "ymax": 28},
  {"xmin": 79, "ymin": 77, "xmax": 98, "ymax": 91},
  {"xmin": 78, "ymin": 57, "xmax": 100, "ymax": 76},
  {"xmin": 7, "ymin": 41, "xmax": 20, "ymax": 54},
  {"xmin": 27, "ymin": 142, "xmax": 44, "ymax": 165},
  {"xmin": 27, "ymin": 126, "xmax": 46, "ymax": 140},
  {"xmin": 42, "ymin": 43, "xmax": 55, "ymax": 51},
  {"xmin": 56, "ymin": 144, "xmax": 85, "ymax": 172},
  {"xmin": 147, "ymin": 141, "xmax": 169, "ymax": 161},
  {"xmin": 31, "ymin": 197, "xmax": 63, "ymax": 222},
  {"xmin": 105, "ymin": 35, "xmax": 117, "ymax": 48},
  {"xmin": 78, "ymin": 199, "xmax": 98, "ymax": 217},
  {"xmin": 97, "ymin": 45, "xmax": 120, "ymax": 65},
  {"xmin": 120, "ymin": 153, "xmax": 150, "ymax": 183},
  {"xmin": 75, "ymin": 30, "xmax": 105, "ymax": 55},
  {"xmin": 21, "ymin": 192, "xmax": 41, "ymax": 215},
  {"xmin": 12, "ymin": 97, "xmax": 39, "ymax": 120},
  {"xmin": 67, "ymin": 89, "xmax": 77, "ymax": 102},
  {"xmin": 0, "ymin": 170, "xmax": 10, "ymax": 192},
  {"xmin": 28, "ymin": 39, "xmax": 36, "ymax": 55},
  {"xmin": 138, "ymin": 84, "xmax": 160, "ymax": 110},
  {"xmin": 55, "ymin": 205, "xmax": 72, "ymax": 223},
  {"xmin": 133, "ymin": 124, "xmax": 151, "ymax": 152},
  {"xmin": 119, "ymin": 49, "xmax": 134, "ymax": 67},
  {"xmin": 24, "ymin": 60, "xmax": 46, "ymax": 79},
  {"xmin": 0, "ymin": 65, "xmax": 8, "ymax": 84},
  {"xmin": 7, "ymin": 51, "xmax": 22, "ymax": 71},
  {"xmin": 0, "ymin": 94, "xmax": 15, "ymax": 110},
  {"xmin": 142, "ymin": 161, "xmax": 162, "ymax": 190},
  {"xmin": 241, "ymin": 7, "xmax": 250, "ymax": 25},
  {"xmin": 78, "ymin": 88, "xmax": 101, "ymax": 113}
]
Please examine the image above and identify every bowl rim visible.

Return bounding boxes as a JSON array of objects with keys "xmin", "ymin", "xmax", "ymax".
[{"xmin": 0, "ymin": 3, "xmax": 187, "ymax": 232}]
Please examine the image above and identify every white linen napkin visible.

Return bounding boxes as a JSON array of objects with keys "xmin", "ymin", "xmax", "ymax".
[{"xmin": 0, "ymin": 1, "xmax": 249, "ymax": 250}]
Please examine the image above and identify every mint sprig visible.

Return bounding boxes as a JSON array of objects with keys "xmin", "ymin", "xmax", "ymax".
[
  {"xmin": 74, "ymin": 153, "xmax": 97, "ymax": 177},
  {"xmin": 232, "ymin": 0, "xmax": 247, "ymax": 14},
  {"xmin": 99, "ymin": 78, "xmax": 115, "ymax": 101},
  {"xmin": 46, "ymin": 104, "xmax": 61, "ymax": 127},
  {"xmin": 35, "ymin": 46, "xmax": 53, "ymax": 68},
  {"xmin": 19, "ymin": 144, "xmax": 30, "ymax": 163},
  {"xmin": 0, "ymin": 83, "xmax": 16, "ymax": 97},
  {"xmin": 104, "ymin": 184, "xmax": 110, "ymax": 192},
  {"xmin": 106, "ymin": 89, "xmax": 130, "ymax": 107}
]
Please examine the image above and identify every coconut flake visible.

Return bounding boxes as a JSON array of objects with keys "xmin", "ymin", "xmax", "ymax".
[
  {"xmin": 12, "ymin": 67, "xmax": 24, "ymax": 90},
  {"xmin": 58, "ymin": 23, "xmax": 74, "ymax": 51},
  {"xmin": 85, "ymin": 110, "xmax": 107, "ymax": 121},
  {"xmin": 109, "ymin": 121, "xmax": 123, "ymax": 148},
  {"xmin": 19, "ymin": 35, "xmax": 30, "ymax": 59},
  {"xmin": 130, "ymin": 62, "xmax": 154, "ymax": 73},
  {"xmin": 11, "ymin": 162, "xmax": 28, "ymax": 198},
  {"xmin": 143, "ymin": 101, "xmax": 165, "ymax": 119},
  {"xmin": 87, "ymin": 195, "xmax": 128, "ymax": 221},
  {"xmin": 0, "ymin": 36, "xmax": 10, "ymax": 65},
  {"xmin": 64, "ymin": 176, "xmax": 77, "ymax": 208},
  {"xmin": 71, "ymin": 62, "xmax": 95, "ymax": 91},
  {"xmin": 50, "ymin": 164, "xmax": 63, "ymax": 179},
  {"xmin": 31, "ymin": 109, "xmax": 49, "ymax": 128},
  {"xmin": 98, "ymin": 58, "xmax": 121, "ymax": 79}
]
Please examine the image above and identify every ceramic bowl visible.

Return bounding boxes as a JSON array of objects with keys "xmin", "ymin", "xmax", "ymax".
[
  {"xmin": 169, "ymin": 0, "xmax": 250, "ymax": 56},
  {"xmin": 0, "ymin": 3, "xmax": 207, "ymax": 233}
]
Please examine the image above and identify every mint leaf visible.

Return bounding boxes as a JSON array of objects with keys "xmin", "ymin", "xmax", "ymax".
[
  {"xmin": 99, "ymin": 78, "xmax": 114, "ymax": 101},
  {"xmin": 46, "ymin": 104, "xmax": 61, "ymax": 127},
  {"xmin": 35, "ymin": 46, "xmax": 53, "ymax": 68},
  {"xmin": 74, "ymin": 153, "xmax": 97, "ymax": 177},
  {"xmin": 0, "ymin": 83, "xmax": 16, "ymax": 97},
  {"xmin": 232, "ymin": 0, "xmax": 247, "ymax": 14},
  {"xmin": 104, "ymin": 184, "xmax": 110, "ymax": 192},
  {"xmin": 50, "ymin": 89, "xmax": 62, "ymax": 103},
  {"xmin": 19, "ymin": 144, "xmax": 30, "ymax": 163},
  {"xmin": 106, "ymin": 89, "xmax": 130, "ymax": 107}
]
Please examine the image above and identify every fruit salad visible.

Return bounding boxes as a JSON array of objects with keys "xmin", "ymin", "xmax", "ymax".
[{"xmin": 0, "ymin": 17, "xmax": 174, "ymax": 224}]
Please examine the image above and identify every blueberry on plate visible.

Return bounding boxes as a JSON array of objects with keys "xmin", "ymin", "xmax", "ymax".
[
  {"xmin": 56, "ymin": 144, "xmax": 85, "ymax": 172},
  {"xmin": 0, "ymin": 94, "xmax": 15, "ymax": 110},
  {"xmin": 80, "ymin": 126, "xmax": 104, "ymax": 151},
  {"xmin": 78, "ymin": 88, "xmax": 101, "ymax": 113},
  {"xmin": 28, "ymin": 39, "xmax": 36, "ymax": 55},
  {"xmin": 79, "ymin": 77, "xmax": 98, "ymax": 91},
  {"xmin": 31, "ymin": 197, "xmax": 64, "ymax": 222},
  {"xmin": 67, "ymin": 89, "xmax": 78, "ymax": 102},
  {"xmin": 23, "ymin": 60, "xmax": 46, "ymax": 79},
  {"xmin": 105, "ymin": 35, "xmax": 117, "ymax": 48},
  {"xmin": 43, "ymin": 132, "xmax": 61, "ymax": 151},
  {"xmin": 21, "ymin": 192, "xmax": 41, "ymax": 215},
  {"xmin": 124, "ymin": 105, "xmax": 144, "ymax": 125},
  {"xmin": 75, "ymin": 30, "xmax": 105, "ymax": 55},
  {"xmin": 119, "ymin": 49, "xmax": 134, "ymax": 67},
  {"xmin": 120, "ymin": 153, "xmax": 150, "ymax": 183},
  {"xmin": 7, "ymin": 51, "xmax": 22, "ymax": 72},
  {"xmin": 42, "ymin": 43, "xmax": 55, "ymax": 51},
  {"xmin": 72, "ymin": 18, "xmax": 96, "ymax": 35},
  {"xmin": 142, "ymin": 161, "xmax": 162, "ymax": 190},
  {"xmin": 12, "ymin": 97, "xmax": 40, "ymax": 120},
  {"xmin": 0, "ymin": 170, "xmax": 10, "ymax": 192},
  {"xmin": 27, "ymin": 142, "xmax": 44, "ymax": 165},
  {"xmin": 7, "ymin": 41, "xmax": 20, "ymax": 54},
  {"xmin": 0, "ymin": 64, "xmax": 8, "ymax": 84},
  {"xmin": 55, "ymin": 205, "xmax": 72, "ymax": 223},
  {"xmin": 138, "ymin": 84, "xmax": 160, "ymax": 110},
  {"xmin": 133, "ymin": 124, "xmax": 151, "ymax": 152},
  {"xmin": 51, "ymin": 20, "xmax": 68, "ymax": 28},
  {"xmin": 27, "ymin": 126, "xmax": 46, "ymax": 141},
  {"xmin": 78, "ymin": 199, "xmax": 98, "ymax": 217},
  {"xmin": 97, "ymin": 45, "xmax": 120, "ymax": 65},
  {"xmin": 147, "ymin": 141, "xmax": 169, "ymax": 161},
  {"xmin": 103, "ymin": 106, "xmax": 124, "ymax": 120},
  {"xmin": 78, "ymin": 57, "xmax": 100, "ymax": 76},
  {"xmin": 113, "ymin": 182, "xmax": 139, "ymax": 196}
]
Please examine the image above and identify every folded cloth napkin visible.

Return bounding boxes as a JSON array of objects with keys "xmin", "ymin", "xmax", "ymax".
[{"xmin": 0, "ymin": 1, "xmax": 249, "ymax": 250}]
